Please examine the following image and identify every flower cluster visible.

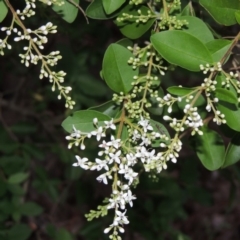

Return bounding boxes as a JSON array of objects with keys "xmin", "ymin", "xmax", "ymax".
[
  {"xmin": 66, "ymin": 115, "xmax": 179, "ymax": 238},
  {"xmin": 127, "ymin": 44, "xmax": 167, "ymax": 75},
  {"xmin": 0, "ymin": 0, "xmax": 75, "ymax": 108},
  {"xmin": 117, "ymin": 9, "xmax": 155, "ymax": 24}
]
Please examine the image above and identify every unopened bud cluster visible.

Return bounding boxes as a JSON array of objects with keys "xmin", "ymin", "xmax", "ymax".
[
  {"xmin": 158, "ymin": 16, "xmax": 188, "ymax": 30},
  {"xmin": 117, "ymin": 9, "xmax": 154, "ymax": 24},
  {"xmin": 127, "ymin": 44, "xmax": 167, "ymax": 75},
  {"xmin": 200, "ymin": 62, "xmax": 222, "ymax": 74}
]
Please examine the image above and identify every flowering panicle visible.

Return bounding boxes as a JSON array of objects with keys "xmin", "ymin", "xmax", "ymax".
[
  {"xmin": 66, "ymin": 115, "xmax": 181, "ymax": 238},
  {"xmin": 0, "ymin": 0, "xmax": 75, "ymax": 109}
]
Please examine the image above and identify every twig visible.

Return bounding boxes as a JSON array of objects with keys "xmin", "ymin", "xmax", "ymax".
[{"xmin": 67, "ymin": 0, "xmax": 89, "ymax": 24}]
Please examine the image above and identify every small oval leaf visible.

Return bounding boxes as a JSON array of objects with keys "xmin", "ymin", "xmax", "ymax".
[
  {"xmin": 192, "ymin": 127, "xmax": 225, "ymax": 170},
  {"xmin": 52, "ymin": 0, "xmax": 79, "ymax": 23},
  {"xmin": 86, "ymin": 0, "xmax": 118, "ymax": 19},
  {"xmin": 218, "ymin": 102, "xmax": 240, "ymax": 132},
  {"xmin": 102, "ymin": 43, "xmax": 138, "ymax": 93},
  {"xmin": 222, "ymin": 133, "xmax": 240, "ymax": 168},
  {"xmin": 215, "ymin": 88, "xmax": 238, "ymax": 105},
  {"xmin": 8, "ymin": 173, "xmax": 29, "ymax": 184},
  {"xmin": 61, "ymin": 110, "xmax": 110, "ymax": 133},
  {"xmin": 177, "ymin": 16, "xmax": 214, "ymax": 43},
  {"xmin": 102, "ymin": 0, "xmax": 126, "ymax": 14},
  {"xmin": 205, "ymin": 39, "xmax": 232, "ymax": 62},
  {"xmin": 200, "ymin": 0, "xmax": 240, "ymax": 26},
  {"xmin": 167, "ymin": 86, "xmax": 197, "ymax": 96},
  {"xmin": 0, "ymin": 1, "xmax": 8, "ymax": 23},
  {"xmin": 151, "ymin": 30, "xmax": 213, "ymax": 71},
  {"xmin": 89, "ymin": 101, "xmax": 120, "ymax": 118}
]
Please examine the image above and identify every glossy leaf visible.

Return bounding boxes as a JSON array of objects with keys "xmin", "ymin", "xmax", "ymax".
[
  {"xmin": 218, "ymin": 102, "xmax": 240, "ymax": 132},
  {"xmin": 181, "ymin": 2, "xmax": 195, "ymax": 16},
  {"xmin": 151, "ymin": 30, "xmax": 213, "ymax": 71},
  {"xmin": 52, "ymin": 0, "xmax": 79, "ymax": 23},
  {"xmin": 115, "ymin": 5, "xmax": 155, "ymax": 39},
  {"xmin": 205, "ymin": 39, "xmax": 232, "ymax": 62},
  {"xmin": 103, "ymin": 0, "xmax": 126, "ymax": 14},
  {"xmin": 102, "ymin": 43, "xmax": 137, "ymax": 93},
  {"xmin": 86, "ymin": 0, "xmax": 118, "ymax": 19},
  {"xmin": 116, "ymin": 38, "xmax": 133, "ymax": 48},
  {"xmin": 177, "ymin": 16, "xmax": 214, "ymax": 43},
  {"xmin": 167, "ymin": 86, "xmax": 198, "ymax": 96},
  {"xmin": 200, "ymin": 0, "xmax": 240, "ymax": 26},
  {"xmin": 0, "ymin": 1, "xmax": 8, "ymax": 23},
  {"xmin": 192, "ymin": 127, "xmax": 225, "ymax": 170},
  {"xmin": 89, "ymin": 101, "xmax": 120, "ymax": 118},
  {"xmin": 222, "ymin": 133, "xmax": 240, "ymax": 168},
  {"xmin": 235, "ymin": 12, "xmax": 240, "ymax": 24},
  {"xmin": 8, "ymin": 173, "xmax": 29, "ymax": 184},
  {"xmin": 215, "ymin": 88, "xmax": 238, "ymax": 105},
  {"xmin": 61, "ymin": 110, "xmax": 110, "ymax": 133}
]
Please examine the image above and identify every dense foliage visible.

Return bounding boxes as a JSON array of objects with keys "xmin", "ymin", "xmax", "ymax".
[{"xmin": 0, "ymin": 0, "xmax": 240, "ymax": 239}]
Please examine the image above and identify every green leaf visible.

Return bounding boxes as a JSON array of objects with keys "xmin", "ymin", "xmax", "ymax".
[
  {"xmin": 205, "ymin": 39, "xmax": 232, "ymax": 62},
  {"xmin": 215, "ymin": 88, "xmax": 238, "ymax": 105},
  {"xmin": 235, "ymin": 12, "xmax": 240, "ymax": 24},
  {"xmin": 115, "ymin": 5, "xmax": 155, "ymax": 39},
  {"xmin": 52, "ymin": 0, "xmax": 79, "ymax": 23},
  {"xmin": 103, "ymin": 0, "xmax": 126, "ymax": 14},
  {"xmin": 55, "ymin": 228, "xmax": 73, "ymax": 240},
  {"xmin": 86, "ymin": 0, "xmax": 119, "ymax": 19},
  {"xmin": 61, "ymin": 110, "xmax": 110, "ymax": 133},
  {"xmin": 102, "ymin": 43, "xmax": 138, "ymax": 93},
  {"xmin": 167, "ymin": 86, "xmax": 198, "ymax": 96},
  {"xmin": 0, "ymin": 1, "xmax": 8, "ymax": 23},
  {"xmin": 192, "ymin": 127, "xmax": 225, "ymax": 170},
  {"xmin": 222, "ymin": 133, "xmax": 240, "ymax": 168},
  {"xmin": 8, "ymin": 224, "xmax": 32, "ymax": 240},
  {"xmin": 151, "ymin": 30, "xmax": 213, "ymax": 71},
  {"xmin": 20, "ymin": 202, "xmax": 43, "ymax": 216},
  {"xmin": 177, "ymin": 16, "xmax": 214, "ymax": 43},
  {"xmin": 89, "ymin": 101, "xmax": 120, "ymax": 118},
  {"xmin": 181, "ymin": 2, "xmax": 195, "ymax": 16},
  {"xmin": 149, "ymin": 119, "xmax": 170, "ymax": 147},
  {"xmin": 115, "ymin": 38, "xmax": 133, "ymax": 48},
  {"xmin": 218, "ymin": 102, "xmax": 240, "ymax": 132},
  {"xmin": 8, "ymin": 173, "xmax": 29, "ymax": 184},
  {"xmin": 200, "ymin": 0, "xmax": 240, "ymax": 26}
]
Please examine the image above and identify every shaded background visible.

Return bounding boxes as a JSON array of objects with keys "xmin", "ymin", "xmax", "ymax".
[{"xmin": 0, "ymin": 1, "xmax": 240, "ymax": 239}]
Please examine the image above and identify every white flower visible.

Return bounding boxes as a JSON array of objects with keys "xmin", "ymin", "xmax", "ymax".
[
  {"xmin": 99, "ymin": 140, "xmax": 109, "ymax": 150},
  {"xmin": 91, "ymin": 126, "xmax": 106, "ymax": 141},
  {"xmin": 96, "ymin": 173, "xmax": 108, "ymax": 185},
  {"xmin": 124, "ymin": 168, "xmax": 138, "ymax": 185},
  {"xmin": 115, "ymin": 210, "xmax": 129, "ymax": 225},
  {"xmin": 104, "ymin": 119, "xmax": 116, "ymax": 130},
  {"xmin": 123, "ymin": 190, "xmax": 136, "ymax": 207},
  {"xmin": 71, "ymin": 125, "xmax": 81, "ymax": 138},
  {"xmin": 107, "ymin": 135, "xmax": 121, "ymax": 149},
  {"xmin": 126, "ymin": 153, "xmax": 137, "ymax": 166},
  {"xmin": 93, "ymin": 158, "xmax": 109, "ymax": 171},
  {"xmin": 109, "ymin": 150, "xmax": 121, "ymax": 164},
  {"xmin": 138, "ymin": 117, "xmax": 153, "ymax": 132},
  {"xmin": 72, "ymin": 155, "xmax": 89, "ymax": 170},
  {"xmin": 131, "ymin": 129, "xmax": 141, "ymax": 142}
]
